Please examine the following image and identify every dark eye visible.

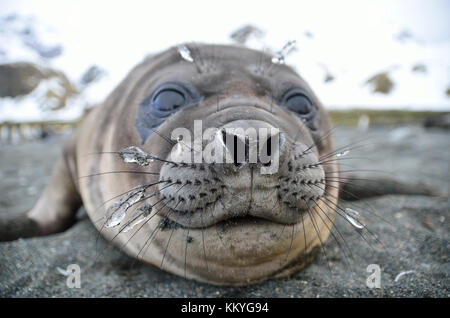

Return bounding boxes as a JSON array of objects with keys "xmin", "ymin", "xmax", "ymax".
[
  {"xmin": 153, "ymin": 89, "xmax": 185, "ymax": 111},
  {"xmin": 136, "ymin": 82, "xmax": 200, "ymax": 144},
  {"xmin": 285, "ymin": 93, "xmax": 313, "ymax": 115}
]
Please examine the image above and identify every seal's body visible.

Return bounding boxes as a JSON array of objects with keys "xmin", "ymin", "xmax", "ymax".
[{"xmin": 3, "ymin": 44, "xmax": 339, "ymax": 285}]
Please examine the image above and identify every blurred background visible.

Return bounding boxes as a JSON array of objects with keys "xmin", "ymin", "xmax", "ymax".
[{"xmin": 0, "ymin": 0, "xmax": 449, "ymax": 142}]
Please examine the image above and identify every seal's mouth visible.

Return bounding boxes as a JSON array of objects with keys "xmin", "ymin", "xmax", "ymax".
[
  {"xmin": 162, "ymin": 196, "xmax": 300, "ymax": 230},
  {"xmin": 161, "ymin": 211, "xmax": 277, "ymax": 231}
]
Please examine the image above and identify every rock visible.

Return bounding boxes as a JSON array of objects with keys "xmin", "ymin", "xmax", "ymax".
[
  {"xmin": 229, "ymin": 25, "xmax": 264, "ymax": 45},
  {"xmin": 395, "ymin": 29, "xmax": 413, "ymax": 43},
  {"xmin": 0, "ymin": 13, "xmax": 63, "ymax": 61},
  {"xmin": 411, "ymin": 63, "xmax": 427, "ymax": 73},
  {"xmin": 0, "ymin": 62, "xmax": 78, "ymax": 111},
  {"xmin": 0, "ymin": 62, "xmax": 43, "ymax": 98},
  {"xmin": 80, "ymin": 65, "xmax": 105, "ymax": 87},
  {"xmin": 304, "ymin": 30, "xmax": 314, "ymax": 39},
  {"xmin": 324, "ymin": 72, "xmax": 335, "ymax": 83},
  {"xmin": 365, "ymin": 71, "xmax": 395, "ymax": 94},
  {"xmin": 424, "ymin": 114, "xmax": 450, "ymax": 130},
  {"xmin": 22, "ymin": 39, "xmax": 62, "ymax": 59}
]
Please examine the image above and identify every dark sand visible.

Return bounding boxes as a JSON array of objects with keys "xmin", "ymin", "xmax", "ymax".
[{"xmin": 0, "ymin": 125, "xmax": 449, "ymax": 297}]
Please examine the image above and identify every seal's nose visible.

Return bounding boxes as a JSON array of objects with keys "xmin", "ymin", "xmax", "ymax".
[{"xmin": 212, "ymin": 120, "xmax": 283, "ymax": 170}]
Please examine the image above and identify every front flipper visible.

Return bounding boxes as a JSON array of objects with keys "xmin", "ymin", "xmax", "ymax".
[
  {"xmin": 0, "ymin": 139, "xmax": 82, "ymax": 242},
  {"xmin": 339, "ymin": 172, "xmax": 441, "ymax": 201}
]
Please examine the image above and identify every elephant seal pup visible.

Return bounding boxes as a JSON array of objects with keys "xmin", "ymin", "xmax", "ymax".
[{"xmin": 1, "ymin": 44, "xmax": 340, "ymax": 286}]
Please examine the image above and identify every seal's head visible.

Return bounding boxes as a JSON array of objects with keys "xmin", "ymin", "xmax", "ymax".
[{"xmin": 88, "ymin": 43, "xmax": 338, "ymax": 285}]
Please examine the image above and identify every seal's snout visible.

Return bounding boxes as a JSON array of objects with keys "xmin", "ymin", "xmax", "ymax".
[
  {"xmin": 157, "ymin": 117, "xmax": 325, "ymax": 229},
  {"xmin": 212, "ymin": 119, "xmax": 283, "ymax": 170}
]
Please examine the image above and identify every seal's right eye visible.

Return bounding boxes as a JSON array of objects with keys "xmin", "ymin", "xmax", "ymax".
[
  {"xmin": 136, "ymin": 82, "xmax": 200, "ymax": 144},
  {"xmin": 153, "ymin": 89, "xmax": 186, "ymax": 111}
]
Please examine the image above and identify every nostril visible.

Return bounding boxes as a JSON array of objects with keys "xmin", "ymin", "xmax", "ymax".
[
  {"xmin": 217, "ymin": 122, "xmax": 282, "ymax": 168},
  {"xmin": 260, "ymin": 136, "xmax": 272, "ymax": 166},
  {"xmin": 260, "ymin": 133, "xmax": 279, "ymax": 166},
  {"xmin": 220, "ymin": 129, "xmax": 227, "ymax": 145},
  {"xmin": 233, "ymin": 135, "xmax": 241, "ymax": 166},
  {"xmin": 221, "ymin": 129, "xmax": 248, "ymax": 166},
  {"xmin": 265, "ymin": 136, "xmax": 273, "ymax": 157}
]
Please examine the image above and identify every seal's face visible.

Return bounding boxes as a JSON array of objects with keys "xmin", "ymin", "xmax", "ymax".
[{"xmin": 90, "ymin": 44, "xmax": 338, "ymax": 285}]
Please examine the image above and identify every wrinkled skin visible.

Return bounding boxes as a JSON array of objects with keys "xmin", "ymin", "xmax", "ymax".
[{"xmin": 3, "ymin": 44, "xmax": 339, "ymax": 285}]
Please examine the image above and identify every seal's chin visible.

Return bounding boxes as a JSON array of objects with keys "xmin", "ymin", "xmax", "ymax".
[{"xmin": 145, "ymin": 206, "xmax": 327, "ymax": 286}]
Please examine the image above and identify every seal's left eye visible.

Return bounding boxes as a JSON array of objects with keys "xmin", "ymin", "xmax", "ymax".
[
  {"xmin": 285, "ymin": 93, "xmax": 313, "ymax": 115},
  {"xmin": 153, "ymin": 89, "xmax": 186, "ymax": 111}
]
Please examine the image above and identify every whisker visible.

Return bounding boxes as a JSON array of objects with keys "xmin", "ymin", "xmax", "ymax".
[
  {"xmin": 305, "ymin": 203, "xmax": 332, "ymax": 274},
  {"xmin": 325, "ymin": 176, "xmax": 385, "ymax": 182},
  {"xmin": 326, "ymin": 169, "xmax": 388, "ymax": 175},
  {"xmin": 215, "ymin": 198, "xmax": 232, "ymax": 249},
  {"xmin": 199, "ymin": 207, "xmax": 209, "ymax": 272},
  {"xmin": 111, "ymin": 196, "xmax": 167, "ymax": 242},
  {"xmin": 94, "ymin": 196, "xmax": 168, "ymax": 263},
  {"xmin": 150, "ymin": 125, "xmax": 202, "ymax": 155},
  {"xmin": 84, "ymin": 150, "xmax": 179, "ymax": 166},
  {"xmin": 285, "ymin": 223, "xmax": 295, "ymax": 263},
  {"xmin": 92, "ymin": 181, "xmax": 171, "ymax": 258},
  {"xmin": 190, "ymin": 43, "xmax": 206, "ymax": 74},
  {"xmin": 318, "ymin": 181, "xmax": 392, "ymax": 225},
  {"xmin": 184, "ymin": 204, "xmax": 194, "ymax": 279},
  {"xmin": 278, "ymin": 223, "xmax": 287, "ymax": 241},
  {"xmin": 319, "ymin": 137, "xmax": 376, "ymax": 161},
  {"xmin": 301, "ymin": 209, "xmax": 307, "ymax": 255},
  {"xmin": 122, "ymin": 197, "xmax": 175, "ymax": 252},
  {"xmin": 147, "ymin": 127, "xmax": 176, "ymax": 146},
  {"xmin": 78, "ymin": 171, "xmax": 159, "ymax": 180},
  {"xmin": 160, "ymin": 201, "xmax": 182, "ymax": 269},
  {"xmin": 136, "ymin": 179, "xmax": 189, "ymax": 263},
  {"xmin": 135, "ymin": 206, "xmax": 174, "ymax": 264},
  {"xmin": 319, "ymin": 195, "xmax": 382, "ymax": 247},
  {"xmin": 321, "ymin": 162, "xmax": 364, "ymax": 170},
  {"xmin": 293, "ymin": 126, "xmax": 337, "ymax": 156},
  {"xmin": 317, "ymin": 156, "xmax": 372, "ymax": 166},
  {"xmin": 92, "ymin": 181, "xmax": 172, "ymax": 226},
  {"xmin": 134, "ymin": 182, "xmax": 188, "ymax": 264},
  {"xmin": 309, "ymin": 198, "xmax": 354, "ymax": 267}
]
